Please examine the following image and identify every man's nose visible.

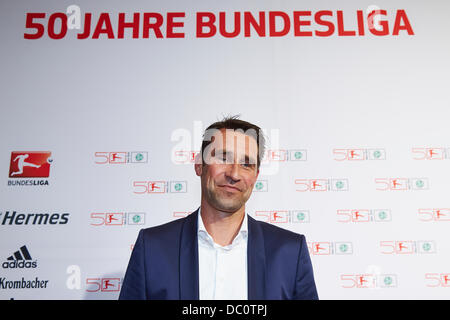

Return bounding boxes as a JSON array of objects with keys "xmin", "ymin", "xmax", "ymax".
[{"xmin": 225, "ymin": 163, "xmax": 240, "ymax": 183}]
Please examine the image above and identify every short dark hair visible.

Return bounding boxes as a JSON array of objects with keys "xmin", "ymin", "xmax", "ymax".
[{"xmin": 201, "ymin": 115, "xmax": 266, "ymax": 169}]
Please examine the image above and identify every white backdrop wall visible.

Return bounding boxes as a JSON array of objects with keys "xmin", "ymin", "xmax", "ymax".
[{"xmin": 1, "ymin": 0, "xmax": 450, "ymax": 299}]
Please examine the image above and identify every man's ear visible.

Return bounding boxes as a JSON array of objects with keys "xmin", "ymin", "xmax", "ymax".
[{"xmin": 194, "ymin": 153, "xmax": 203, "ymax": 176}]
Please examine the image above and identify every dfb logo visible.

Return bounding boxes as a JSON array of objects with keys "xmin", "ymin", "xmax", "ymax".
[{"xmin": 253, "ymin": 180, "xmax": 268, "ymax": 192}]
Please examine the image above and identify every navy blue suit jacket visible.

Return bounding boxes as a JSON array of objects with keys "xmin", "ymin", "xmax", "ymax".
[{"xmin": 119, "ymin": 209, "xmax": 318, "ymax": 300}]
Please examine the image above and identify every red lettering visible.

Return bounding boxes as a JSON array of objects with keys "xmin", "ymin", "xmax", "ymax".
[
  {"xmin": 337, "ymin": 10, "xmax": 356, "ymax": 36},
  {"xmin": 48, "ymin": 13, "xmax": 68, "ymax": 39},
  {"xmin": 92, "ymin": 13, "xmax": 115, "ymax": 39},
  {"xmin": 314, "ymin": 11, "xmax": 334, "ymax": 37},
  {"xmin": 142, "ymin": 13, "xmax": 163, "ymax": 38},
  {"xmin": 393, "ymin": 9, "xmax": 414, "ymax": 35},
  {"xmin": 23, "ymin": 9, "xmax": 415, "ymax": 40},
  {"xmin": 269, "ymin": 11, "xmax": 290, "ymax": 37},
  {"xmin": 166, "ymin": 12, "xmax": 185, "ymax": 38},
  {"xmin": 368, "ymin": 10, "xmax": 389, "ymax": 36},
  {"xmin": 356, "ymin": 10, "xmax": 364, "ymax": 35},
  {"xmin": 24, "ymin": 13, "xmax": 46, "ymax": 39},
  {"xmin": 293, "ymin": 11, "xmax": 312, "ymax": 36},
  {"xmin": 77, "ymin": 13, "xmax": 91, "ymax": 39},
  {"xmin": 244, "ymin": 11, "xmax": 265, "ymax": 37},
  {"xmin": 219, "ymin": 12, "xmax": 240, "ymax": 38},
  {"xmin": 196, "ymin": 12, "xmax": 216, "ymax": 38},
  {"xmin": 118, "ymin": 12, "xmax": 140, "ymax": 39}
]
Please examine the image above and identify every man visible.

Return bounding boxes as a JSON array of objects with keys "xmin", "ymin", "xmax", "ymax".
[{"xmin": 119, "ymin": 116, "xmax": 318, "ymax": 300}]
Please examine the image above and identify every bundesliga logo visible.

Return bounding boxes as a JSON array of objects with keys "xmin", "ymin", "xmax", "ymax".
[
  {"xmin": 7, "ymin": 151, "xmax": 52, "ymax": 186},
  {"xmin": 9, "ymin": 152, "xmax": 52, "ymax": 178}
]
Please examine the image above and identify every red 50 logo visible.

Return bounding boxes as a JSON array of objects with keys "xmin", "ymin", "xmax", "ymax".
[
  {"xmin": 333, "ymin": 148, "xmax": 386, "ymax": 161},
  {"xmin": 295, "ymin": 178, "xmax": 349, "ymax": 192},
  {"xmin": 263, "ymin": 149, "xmax": 288, "ymax": 162},
  {"xmin": 255, "ymin": 210, "xmax": 289, "ymax": 223},
  {"xmin": 262, "ymin": 149, "xmax": 307, "ymax": 162},
  {"xmin": 95, "ymin": 152, "xmax": 148, "ymax": 164},
  {"xmin": 86, "ymin": 278, "xmax": 121, "ymax": 292},
  {"xmin": 380, "ymin": 240, "xmax": 436, "ymax": 254},
  {"xmin": 425, "ymin": 273, "xmax": 450, "ymax": 287},
  {"xmin": 337, "ymin": 209, "xmax": 391, "ymax": 223},
  {"xmin": 90, "ymin": 212, "xmax": 145, "ymax": 226},
  {"xmin": 173, "ymin": 211, "xmax": 194, "ymax": 219},
  {"xmin": 173, "ymin": 150, "xmax": 199, "ymax": 164},
  {"xmin": 418, "ymin": 208, "xmax": 450, "ymax": 222},
  {"xmin": 132, "ymin": 180, "xmax": 187, "ymax": 194},
  {"xmin": 375, "ymin": 178, "xmax": 429, "ymax": 191},
  {"xmin": 307, "ymin": 241, "xmax": 353, "ymax": 255},
  {"xmin": 340, "ymin": 274, "xmax": 397, "ymax": 288},
  {"xmin": 254, "ymin": 210, "xmax": 310, "ymax": 224},
  {"xmin": 412, "ymin": 147, "xmax": 447, "ymax": 160}
]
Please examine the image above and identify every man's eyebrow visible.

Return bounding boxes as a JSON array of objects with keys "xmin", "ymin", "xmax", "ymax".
[
  {"xmin": 215, "ymin": 149, "xmax": 232, "ymax": 156},
  {"xmin": 215, "ymin": 149, "xmax": 257, "ymax": 164},
  {"xmin": 240, "ymin": 154, "xmax": 257, "ymax": 164}
]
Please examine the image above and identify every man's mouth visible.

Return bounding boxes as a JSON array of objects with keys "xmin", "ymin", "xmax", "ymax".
[{"xmin": 218, "ymin": 184, "xmax": 241, "ymax": 192}]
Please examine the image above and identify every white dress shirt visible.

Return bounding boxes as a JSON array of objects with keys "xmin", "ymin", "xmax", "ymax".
[{"xmin": 197, "ymin": 208, "xmax": 248, "ymax": 300}]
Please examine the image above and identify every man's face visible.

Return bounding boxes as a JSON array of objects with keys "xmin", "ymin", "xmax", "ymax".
[{"xmin": 195, "ymin": 128, "xmax": 259, "ymax": 213}]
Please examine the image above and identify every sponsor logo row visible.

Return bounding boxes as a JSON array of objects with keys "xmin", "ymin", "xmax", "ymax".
[
  {"xmin": 130, "ymin": 178, "xmax": 431, "ymax": 193},
  {"xmin": 0, "ymin": 242, "xmax": 439, "ymax": 269},
  {"xmin": 2, "ymin": 246, "xmax": 448, "ymax": 293},
  {"xmin": 307, "ymin": 240, "xmax": 437, "ymax": 256},
  {"xmin": 341, "ymin": 273, "xmax": 450, "ymax": 289},
  {"xmin": 173, "ymin": 147, "xmax": 450, "ymax": 163},
  {"xmin": 5, "ymin": 151, "xmax": 441, "ymax": 195},
  {"xmin": 73, "ymin": 273, "xmax": 450, "ymax": 292},
  {"xmin": 78, "ymin": 275, "xmax": 449, "ymax": 292},
  {"xmin": 1, "ymin": 207, "xmax": 449, "ymax": 227},
  {"xmin": 7, "ymin": 147, "xmax": 450, "ymax": 179},
  {"xmin": 5, "ymin": 273, "xmax": 449, "ymax": 293}
]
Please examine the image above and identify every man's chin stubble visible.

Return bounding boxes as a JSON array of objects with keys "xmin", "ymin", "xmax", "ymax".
[{"xmin": 207, "ymin": 191, "xmax": 244, "ymax": 214}]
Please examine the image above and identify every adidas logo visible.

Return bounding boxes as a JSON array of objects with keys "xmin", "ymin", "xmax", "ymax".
[{"xmin": 2, "ymin": 245, "xmax": 37, "ymax": 269}]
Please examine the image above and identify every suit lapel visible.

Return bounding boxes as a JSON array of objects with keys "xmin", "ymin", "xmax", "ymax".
[
  {"xmin": 247, "ymin": 215, "xmax": 266, "ymax": 299},
  {"xmin": 179, "ymin": 209, "xmax": 199, "ymax": 300}
]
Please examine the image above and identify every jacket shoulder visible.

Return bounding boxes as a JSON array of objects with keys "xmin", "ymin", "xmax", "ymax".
[
  {"xmin": 140, "ymin": 215, "xmax": 187, "ymax": 242},
  {"xmin": 250, "ymin": 215, "xmax": 305, "ymax": 241}
]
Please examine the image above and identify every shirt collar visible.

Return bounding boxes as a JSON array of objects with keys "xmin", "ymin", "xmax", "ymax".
[{"xmin": 197, "ymin": 207, "xmax": 248, "ymax": 249}]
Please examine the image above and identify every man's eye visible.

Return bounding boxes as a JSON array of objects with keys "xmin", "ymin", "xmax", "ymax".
[
  {"xmin": 240, "ymin": 161, "xmax": 254, "ymax": 168},
  {"xmin": 216, "ymin": 153, "xmax": 230, "ymax": 162}
]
